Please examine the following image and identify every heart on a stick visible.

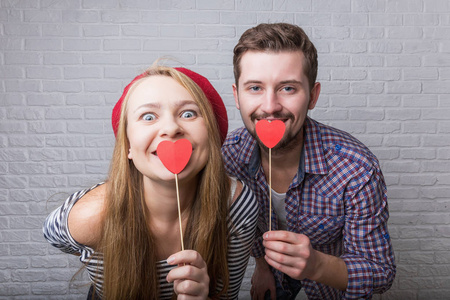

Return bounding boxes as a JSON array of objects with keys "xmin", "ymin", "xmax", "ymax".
[
  {"xmin": 156, "ymin": 139, "xmax": 192, "ymax": 174},
  {"xmin": 255, "ymin": 120, "xmax": 286, "ymax": 149}
]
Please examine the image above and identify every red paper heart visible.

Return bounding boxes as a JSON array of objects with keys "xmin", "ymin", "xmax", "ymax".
[
  {"xmin": 255, "ymin": 120, "xmax": 286, "ymax": 148},
  {"xmin": 156, "ymin": 139, "xmax": 192, "ymax": 174}
]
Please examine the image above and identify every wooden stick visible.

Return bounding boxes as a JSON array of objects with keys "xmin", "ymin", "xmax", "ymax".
[
  {"xmin": 269, "ymin": 147, "xmax": 272, "ymax": 231},
  {"xmin": 175, "ymin": 174, "xmax": 184, "ymax": 251}
]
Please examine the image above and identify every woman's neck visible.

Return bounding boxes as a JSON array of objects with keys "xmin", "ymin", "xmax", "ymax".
[
  {"xmin": 143, "ymin": 175, "xmax": 199, "ymax": 260},
  {"xmin": 143, "ymin": 175, "xmax": 198, "ymax": 224}
]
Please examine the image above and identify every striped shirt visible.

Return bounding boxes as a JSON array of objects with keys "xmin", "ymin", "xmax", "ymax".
[
  {"xmin": 221, "ymin": 117, "xmax": 396, "ymax": 300},
  {"xmin": 43, "ymin": 178, "xmax": 258, "ymax": 299}
]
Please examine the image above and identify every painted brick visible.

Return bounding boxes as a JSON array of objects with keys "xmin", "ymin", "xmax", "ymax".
[
  {"xmin": 366, "ymin": 122, "xmax": 401, "ymax": 134},
  {"xmin": 237, "ymin": 0, "xmax": 273, "ymax": 11},
  {"xmin": 84, "ymin": 80, "xmax": 121, "ymax": 92},
  {"xmin": 160, "ymin": 25, "xmax": 196, "ymax": 37},
  {"xmin": 424, "ymin": 0, "xmax": 450, "ymax": 13},
  {"xmin": 121, "ymin": 25, "xmax": 159, "ymax": 37},
  {"xmin": 82, "ymin": 0, "xmax": 117, "ymax": 9},
  {"xmin": 386, "ymin": 0, "xmax": 423, "ymax": 13},
  {"xmin": 63, "ymin": 39, "xmax": 101, "ymax": 51},
  {"xmin": 4, "ymin": 53, "xmax": 42, "ymax": 65},
  {"xmin": 23, "ymin": 10, "xmax": 61, "ymax": 23},
  {"xmin": 82, "ymin": 25, "xmax": 119, "ymax": 37},
  {"xmin": 197, "ymin": 25, "xmax": 235, "ymax": 38},
  {"xmin": 159, "ymin": 0, "xmax": 195, "ymax": 10},
  {"xmin": 1, "ymin": 2, "xmax": 449, "ymax": 299},
  {"xmin": 101, "ymin": 11, "xmax": 140, "ymax": 23},
  {"xmin": 295, "ymin": 13, "xmax": 331, "ymax": 26},
  {"xmin": 64, "ymin": 66, "xmax": 102, "ymax": 79},
  {"xmin": 141, "ymin": 11, "xmax": 180, "ymax": 23},
  {"xmin": 103, "ymin": 39, "xmax": 141, "ymax": 51},
  {"xmin": 61, "ymin": 10, "xmax": 99, "ymax": 23},
  {"xmin": 82, "ymin": 53, "xmax": 121, "ymax": 65},
  {"xmin": 143, "ymin": 39, "xmax": 179, "ymax": 51},
  {"xmin": 198, "ymin": 0, "xmax": 233, "ymax": 9},
  {"xmin": 256, "ymin": 12, "xmax": 296, "ymax": 24},
  {"xmin": 181, "ymin": 11, "xmax": 220, "ymax": 24},
  {"xmin": 181, "ymin": 39, "xmax": 219, "ymax": 51},
  {"xmin": 26, "ymin": 67, "xmax": 62, "ymax": 79},
  {"xmin": 369, "ymin": 13, "xmax": 402, "ymax": 26},
  {"xmin": 42, "ymin": 81, "xmax": 82, "ymax": 93},
  {"xmin": 67, "ymin": 121, "xmax": 105, "ymax": 134},
  {"xmin": 42, "ymin": 24, "xmax": 81, "ymax": 37}
]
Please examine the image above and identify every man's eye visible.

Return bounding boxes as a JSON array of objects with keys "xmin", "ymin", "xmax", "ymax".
[
  {"xmin": 283, "ymin": 86, "xmax": 295, "ymax": 92},
  {"xmin": 250, "ymin": 86, "xmax": 261, "ymax": 92},
  {"xmin": 142, "ymin": 113, "xmax": 155, "ymax": 121},
  {"xmin": 181, "ymin": 111, "xmax": 196, "ymax": 118}
]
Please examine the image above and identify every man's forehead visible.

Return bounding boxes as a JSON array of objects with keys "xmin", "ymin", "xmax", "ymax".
[{"xmin": 238, "ymin": 51, "xmax": 307, "ymax": 84}]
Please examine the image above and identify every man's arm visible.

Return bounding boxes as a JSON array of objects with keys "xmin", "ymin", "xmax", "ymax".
[
  {"xmin": 339, "ymin": 168, "xmax": 395, "ymax": 297},
  {"xmin": 262, "ymin": 168, "xmax": 395, "ymax": 298}
]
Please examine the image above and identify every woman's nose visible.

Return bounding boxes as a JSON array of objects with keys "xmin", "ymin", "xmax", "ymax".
[{"xmin": 159, "ymin": 115, "xmax": 183, "ymax": 138}]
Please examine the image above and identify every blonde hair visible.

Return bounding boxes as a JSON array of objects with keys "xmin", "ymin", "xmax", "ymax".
[{"xmin": 99, "ymin": 66, "xmax": 230, "ymax": 299}]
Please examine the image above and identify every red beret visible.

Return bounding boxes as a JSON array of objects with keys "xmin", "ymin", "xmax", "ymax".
[{"xmin": 111, "ymin": 67, "xmax": 228, "ymax": 144}]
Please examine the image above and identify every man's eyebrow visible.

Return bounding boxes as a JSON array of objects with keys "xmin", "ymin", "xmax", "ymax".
[
  {"xmin": 279, "ymin": 80, "xmax": 302, "ymax": 85},
  {"xmin": 242, "ymin": 79, "xmax": 303, "ymax": 85},
  {"xmin": 242, "ymin": 80, "xmax": 263, "ymax": 85}
]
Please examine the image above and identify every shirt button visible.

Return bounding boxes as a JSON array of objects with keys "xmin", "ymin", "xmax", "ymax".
[
  {"xmin": 384, "ymin": 233, "xmax": 390, "ymax": 239},
  {"xmin": 234, "ymin": 136, "xmax": 239, "ymax": 141},
  {"xmin": 318, "ymin": 224, "xmax": 325, "ymax": 230},
  {"xmin": 335, "ymin": 144, "xmax": 342, "ymax": 151}
]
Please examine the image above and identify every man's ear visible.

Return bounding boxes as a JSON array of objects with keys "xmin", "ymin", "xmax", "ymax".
[
  {"xmin": 308, "ymin": 82, "xmax": 321, "ymax": 110},
  {"xmin": 232, "ymin": 84, "xmax": 240, "ymax": 110}
]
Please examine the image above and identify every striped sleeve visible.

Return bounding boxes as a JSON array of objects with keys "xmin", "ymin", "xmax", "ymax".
[
  {"xmin": 222, "ymin": 181, "xmax": 258, "ymax": 300},
  {"xmin": 43, "ymin": 183, "xmax": 103, "ymax": 256}
]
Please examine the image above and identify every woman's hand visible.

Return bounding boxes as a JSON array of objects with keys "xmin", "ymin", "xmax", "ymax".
[
  {"xmin": 166, "ymin": 250, "xmax": 210, "ymax": 300},
  {"xmin": 250, "ymin": 257, "xmax": 276, "ymax": 300}
]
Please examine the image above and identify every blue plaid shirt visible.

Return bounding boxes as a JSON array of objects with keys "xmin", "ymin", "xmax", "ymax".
[{"xmin": 222, "ymin": 117, "xmax": 395, "ymax": 300}]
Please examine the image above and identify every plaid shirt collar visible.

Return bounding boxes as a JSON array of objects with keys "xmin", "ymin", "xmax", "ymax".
[{"xmin": 245, "ymin": 117, "xmax": 329, "ymax": 182}]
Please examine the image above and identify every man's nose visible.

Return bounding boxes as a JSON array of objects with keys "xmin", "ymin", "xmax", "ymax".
[{"xmin": 260, "ymin": 91, "xmax": 282, "ymax": 114}]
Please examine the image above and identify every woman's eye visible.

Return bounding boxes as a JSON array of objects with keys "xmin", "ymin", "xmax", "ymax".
[
  {"xmin": 181, "ymin": 110, "xmax": 196, "ymax": 119},
  {"xmin": 142, "ymin": 113, "xmax": 155, "ymax": 121}
]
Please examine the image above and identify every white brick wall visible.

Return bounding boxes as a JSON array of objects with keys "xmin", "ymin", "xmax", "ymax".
[{"xmin": 1, "ymin": 1, "xmax": 449, "ymax": 299}]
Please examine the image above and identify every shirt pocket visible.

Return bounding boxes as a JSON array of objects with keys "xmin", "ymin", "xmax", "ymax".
[{"xmin": 296, "ymin": 214, "xmax": 345, "ymax": 246}]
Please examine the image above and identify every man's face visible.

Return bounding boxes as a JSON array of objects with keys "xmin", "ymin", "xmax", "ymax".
[{"xmin": 233, "ymin": 51, "xmax": 320, "ymax": 151}]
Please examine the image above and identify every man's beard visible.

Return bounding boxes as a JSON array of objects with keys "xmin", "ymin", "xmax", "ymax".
[{"xmin": 247, "ymin": 112, "xmax": 305, "ymax": 155}]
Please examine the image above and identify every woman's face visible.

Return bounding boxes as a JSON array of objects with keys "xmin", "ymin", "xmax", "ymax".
[{"xmin": 126, "ymin": 75, "xmax": 209, "ymax": 183}]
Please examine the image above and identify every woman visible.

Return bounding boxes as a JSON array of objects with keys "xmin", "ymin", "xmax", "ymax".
[{"xmin": 43, "ymin": 65, "xmax": 258, "ymax": 300}]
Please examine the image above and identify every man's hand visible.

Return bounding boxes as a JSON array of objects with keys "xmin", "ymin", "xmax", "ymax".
[
  {"xmin": 263, "ymin": 230, "xmax": 318, "ymax": 281},
  {"xmin": 250, "ymin": 257, "xmax": 276, "ymax": 300},
  {"xmin": 166, "ymin": 250, "xmax": 210, "ymax": 299},
  {"xmin": 263, "ymin": 230, "xmax": 348, "ymax": 291}
]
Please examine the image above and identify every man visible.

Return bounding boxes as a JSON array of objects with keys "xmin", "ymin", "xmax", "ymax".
[{"xmin": 222, "ymin": 23, "xmax": 396, "ymax": 299}]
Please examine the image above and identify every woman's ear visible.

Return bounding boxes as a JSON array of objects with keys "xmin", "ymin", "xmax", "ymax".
[{"xmin": 128, "ymin": 148, "xmax": 132, "ymax": 160}]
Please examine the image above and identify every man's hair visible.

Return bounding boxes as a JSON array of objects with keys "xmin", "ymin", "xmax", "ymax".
[{"xmin": 233, "ymin": 23, "xmax": 318, "ymax": 91}]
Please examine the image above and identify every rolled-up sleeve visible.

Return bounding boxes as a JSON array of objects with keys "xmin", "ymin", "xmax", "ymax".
[{"xmin": 340, "ymin": 167, "xmax": 396, "ymax": 299}]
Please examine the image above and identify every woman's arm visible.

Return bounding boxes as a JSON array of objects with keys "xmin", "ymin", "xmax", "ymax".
[{"xmin": 67, "ymin": 183, "xmax": 106, "ymax": 248}]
